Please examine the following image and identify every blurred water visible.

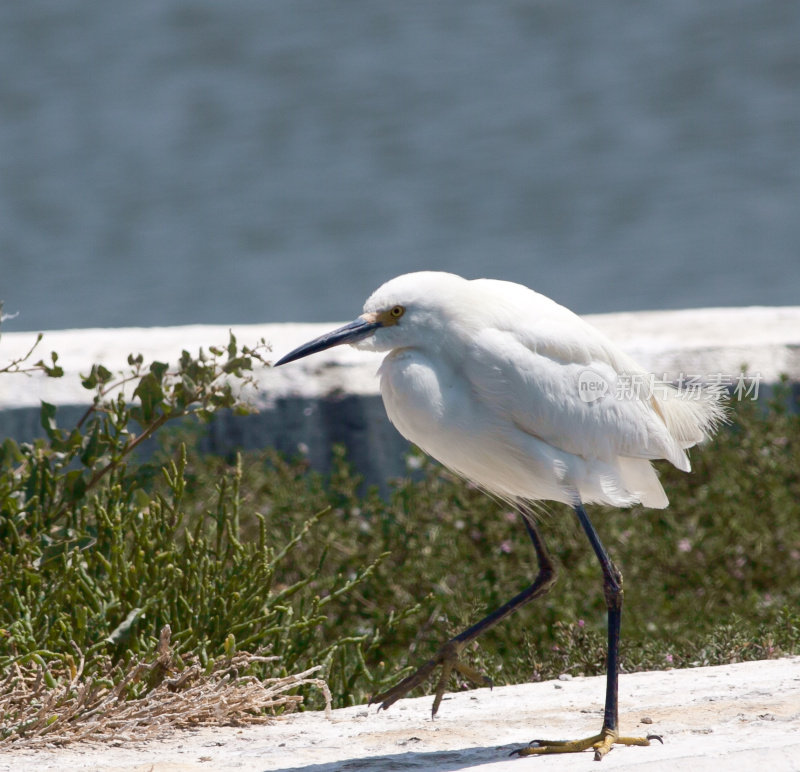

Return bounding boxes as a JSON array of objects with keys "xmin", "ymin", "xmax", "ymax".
[{"xmin": 1, "ymin": 0, "xmax": 798, "ymax": 333}]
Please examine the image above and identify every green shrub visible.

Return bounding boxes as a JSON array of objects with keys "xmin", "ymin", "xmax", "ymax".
[
  {"xmin": 0, "ymin": 330, "xmax": 404, "ymax": 739},
  {"xmin": 172, "ymin": 386, "xmax": 800, "ymax": 698}
]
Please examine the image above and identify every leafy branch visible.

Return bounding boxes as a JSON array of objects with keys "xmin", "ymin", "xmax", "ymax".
[
  {"xmin": 0, "ymin": 300, "xmax": 63, "ymax": 377},
  {"xmin": 0, "ymin": 317, "xmax": 272, "ymax": 533},
  {"xmin": 47, "ymin": 333, "xmax": 270, "ymax": 519}
]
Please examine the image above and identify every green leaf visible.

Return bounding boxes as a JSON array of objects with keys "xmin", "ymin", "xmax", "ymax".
[
  {"xmin": 0, "ymin": 437, "xmax": 23, "ymax": 467},
  {"xmin": 64, "ymin": 469, "xmax": 87, "ymax": 501},
  {"xmin": 81, "ymin": 366, "xmax": 98, "ymax": 390},
  {"xmin": 150, "ymin": 361, "xmax": 169, "ymax": 383},
  {"xmin": 40, "ymin": 402, "xmax": 58, "ymax": 437},
  {"xmin": 96, "ymin": 365, "xmax": 112, "ymax": 384},
  {"xmin": 80, "ymin": 424, "xmax": 102, "ymax": 466},
  {"xmin": 133, "ymin": 373, "xmax": 165, "ymax": 424},
  {"xmin": 35, "ymin": 356, "xmax": 64, "ymax": 378},
  {"xmin": 46, "ymin": 352, "xmax": 64, "ymax": 377},
  {"xmin": 222, "ymin": 356, "xmax": 251, "ymax": 374},
  {"xmin": 224, "ymin": 633, "xmax": 236, "ymax": 657}
]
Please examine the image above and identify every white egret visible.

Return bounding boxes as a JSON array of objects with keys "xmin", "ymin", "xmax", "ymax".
[{"xmin": 275, "ymin": 271, "xmax": 724, "ymax": 760}]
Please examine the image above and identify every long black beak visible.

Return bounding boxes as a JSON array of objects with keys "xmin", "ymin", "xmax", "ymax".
[{"xmin": 274, "ymin": 317, "xmax": 382, "ymax": 367}]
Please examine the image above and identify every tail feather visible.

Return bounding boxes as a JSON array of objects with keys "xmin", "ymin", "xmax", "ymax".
[
  {"xmin": 618, "ymin": 457, "xmax": 669, "ymax": 509},
  {"xmin": 652, "ymin": 384, "xmax": 727, "ymax": 450}
]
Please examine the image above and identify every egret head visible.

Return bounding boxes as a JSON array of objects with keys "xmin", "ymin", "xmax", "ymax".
[{"xmin": 274, "ymin": 271, "xmax": 466, "ymax": 366}]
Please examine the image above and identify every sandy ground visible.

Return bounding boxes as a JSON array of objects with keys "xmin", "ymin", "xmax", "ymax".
[{"xmin": 2, "ymin": 657, "xmax": 799, "ymax": 772}]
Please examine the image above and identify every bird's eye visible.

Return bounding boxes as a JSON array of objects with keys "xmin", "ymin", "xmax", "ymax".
[{"xmin": 390, "ymin": 305, "xmax": 405, "ymax": 319}]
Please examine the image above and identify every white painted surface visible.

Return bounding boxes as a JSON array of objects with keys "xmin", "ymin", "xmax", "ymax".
[
  {"xmin": 3, "ymin": 657, "xmax": 799, "ymax": 771},
  {"xmin": 1, "ymin": 306, "xmax": 799, "ymax": 411}
]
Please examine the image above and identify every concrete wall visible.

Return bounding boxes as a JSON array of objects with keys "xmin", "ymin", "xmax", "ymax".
[{"xmin": 1, "ymin": 307, "xmax": 799, "ymax": 487}]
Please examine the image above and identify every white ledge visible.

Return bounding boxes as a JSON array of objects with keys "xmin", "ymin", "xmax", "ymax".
[
  {"xmin": 4, "ymin": 657, "xmax": 800, "ymax": 771},
  {"xmin": 1, "ymin": 306, "xmax": 799, "ymax": 411}
]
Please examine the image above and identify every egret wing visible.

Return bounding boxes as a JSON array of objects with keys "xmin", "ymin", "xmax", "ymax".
[
  {"xmin": 466, "ymin": 278, "xmax": 723, "ymax": 458},
  {"xmin": 461, "ymin": 321, "xmax": 690, "ymax": 470}
]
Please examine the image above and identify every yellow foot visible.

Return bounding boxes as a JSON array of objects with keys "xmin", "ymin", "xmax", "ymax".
[
  {"xmin": 512, "ymin": 727, "xmax": 662, "ymax": 761},
  {"xmin": 369, "ymin": 639, "xmax": 491, "ymax": 717}
]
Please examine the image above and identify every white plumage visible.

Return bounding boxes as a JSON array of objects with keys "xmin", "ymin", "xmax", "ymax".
[{"xmin": 351, "ymin": 271, "xmax": 723, "ymax": 509}]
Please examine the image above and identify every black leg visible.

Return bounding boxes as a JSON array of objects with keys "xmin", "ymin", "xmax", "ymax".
[
  {"xmin": 370, "ymin": 503, "xmax": 557, "ymax": 715},
  {"xmin": 452, "ymin": 504, "xmax": 556, "ymax": 648},
  {"xmin": 514, "ymin": 503, "xmax": 658, "ymax": 760},
  {"xmin": 573, "ymin": 503, "xmax": 623, "ymax": 736}
]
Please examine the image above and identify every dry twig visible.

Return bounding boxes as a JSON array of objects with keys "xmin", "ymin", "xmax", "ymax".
[{"xmin": 0, "ymin": 627, "xmax": 332, "ymax": 748}]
